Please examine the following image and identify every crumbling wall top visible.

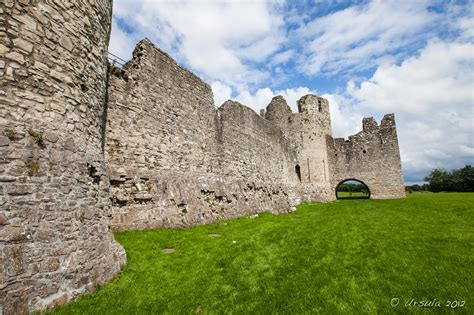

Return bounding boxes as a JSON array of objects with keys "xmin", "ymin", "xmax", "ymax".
[
  {"xmin": 362, "ymin": 113, "xmax": 396, "ymax": 132},
  {"xmin": 265, "ymin": 95, "xmax": 292, "ymax": 120},
  {"xmin": 362, "ymin": 117, "xmax": 378, "ymax": 133},
  {"xmin": 297, "ymin": 94, "xmax": 329, "ymax": 115},
  {"xmin": 380, "ymin": 113, "xmax": 396, "ymax": 128},
  {"xmin": 111, "ymin": 38, "xmax": 214, "ymax": 106},
  {"xmin": 333, "ymin": 113, "xmax": 397, "ymax": 145}
]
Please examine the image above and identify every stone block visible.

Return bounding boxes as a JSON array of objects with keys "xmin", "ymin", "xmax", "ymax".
[
  {"xmin": 13, "ymin": 38, "xmax": 33, "ymax": 53},
  {"xmin": 6, "ymin": 185, "xmax": 33, "ymax": 195},
  {"xmin": 0, "ymin": 43, "xmax": 9, "ymax": 54},
  {"xmin": 35, "ymin": 228, "xmax": 55, "ymax": 242},
  {"xmin": 50, "ymin": 69, "xmax": 72, "ymax": 84},
  {"xmin": 134, "ymin": 193, "xmax": 152, "ymax": 201},
  {"xmin": 33, "ymin": 60, "xmax": 49, "ymax": 72},
  {"xmin": 59, "ymin": 35, "xmax": 73, "ymax": 51},
  {"xmin": 0, "ymin": 226, "xmax": 26, "ymax": 242},
  {"xmin": 5, "ymin": 245, "xmax": 25, "ymax": 276},
  {"xmin": 0, "ymin": 175, "xmax": 16, "ymax": 182},
  {"xmin": 0, "ymin": 137, "xmax": 9, "ymax": 146},
  {"xmin": 43, "ymin": 130, "xmax": 59, "ymax": 143},
  {"xmin": 41, "ymin": 257, "xmax": 60, "ymax": 272},
  {"xmin": 0, "ymin": 213, "xmax": 9, "ymax": 226},
  {"xmin": 5, "ymin": 51, "xmax": 25, "ymax": 64}
]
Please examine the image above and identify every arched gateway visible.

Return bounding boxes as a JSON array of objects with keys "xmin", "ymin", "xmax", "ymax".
[{"xmin": 335, "ymin": 179, "xmax": 371, "ymax": 199}]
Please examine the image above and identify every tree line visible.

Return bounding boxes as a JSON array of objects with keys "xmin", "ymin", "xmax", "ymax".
[
  {"xmin": 337, "ymin": 183, "xmax": 369, "ymax": 194},
  {"xmin": 406, "ymin": 165, "xmax": 474, "ymax": 193}
]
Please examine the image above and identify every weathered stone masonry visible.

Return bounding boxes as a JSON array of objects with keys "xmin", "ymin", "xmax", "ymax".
[
  {"xmin": 1, "ymin": 1, "xmax": 404, "ymax": 313},
  {"xmin": 0, "ymin": 1, "xmax": 125, "ymax": 313},
  {"xmin": 106, "ymin": 39, "xmax": 299, "ymax": 230},
  {"xmin": 105, "ymin": 38, "xmax": 405, "ymax": 231},
  {"xmin": 326, "ymin": 115, "xmax": 405, "ymax": 199}
]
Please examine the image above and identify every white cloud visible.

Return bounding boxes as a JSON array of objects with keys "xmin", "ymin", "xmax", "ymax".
[
  {"xmin": 347, "ymin": 38, "xmax": 474, "ymax": 181},
  {"xmin": 275, "ymin": 87, "xmax": 314, "ymax": 112},
  {"xmin": 211, "ymin": 81, "xmax": 232, "ymax": 107},
  {"xmin": 296, "ymin": 1, "xmax": 435, "ymax": 75},
  {"xmin": 232, "ymin": 86, "xmax": 315, "ymax": 113},
  {"xmin": 270, "ymin": 49, "xmax": 295, "ymax": 65},
  {"xmin": 109, "ymin": 1, "xmax": 474, "ymax": 184},
  {"xmin": 457, "ymin": 17, "xmax": 474, "ymax": 40},
  {"xmin": 111, "ymin": 0, "xmax": 285, "ymax": 86},
  {"xmin": 234, "ymin": 87, "xmax": 275, "ymax": 111},
  {"xmin": 211, "ymin": 84, "xmax": 365, "ymax": 140},
  {"xmin": 349, "ymin": 40, "xmax": 474, "ymax": 113},
  {"xmin": 321, "ymin": 94, "xmax": 363, "ymax": 138},
  {"xmin": 109, "ymin": 19, "xmax": 137, "ymax": 60}
]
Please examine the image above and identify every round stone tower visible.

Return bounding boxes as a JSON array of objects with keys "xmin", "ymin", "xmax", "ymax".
[
  {"xmin": 264, "ymin": 94, "xmax": 334, "ymax": 201},
  {"xmin": 295, "ymin": 95, "xmax": 332, "ymax": 189},
  {"xmin": 0, "ymin": 1, "xmax": 125, "ymax": 312}
]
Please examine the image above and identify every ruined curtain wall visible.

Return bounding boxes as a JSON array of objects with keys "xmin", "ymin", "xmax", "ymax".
[
  {"xmin": 106, "ymin": 40, "xmax": 297, "ymax": 230},
  {"xmin": 0, "ymin": 1, "xmax": 125, "ymax": 313},
  {"xmin": 326, "ymin": 115, "xmax": 405, "ymax": 199},
  {"xmin": 217, "ymin": 101, "xmax": 296, "ymax": 185}
]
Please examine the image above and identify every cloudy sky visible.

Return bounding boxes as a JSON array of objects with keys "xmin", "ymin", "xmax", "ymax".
[{"xmin": 109, "ymin": 0, "xmax": 474, "ymax": 184}]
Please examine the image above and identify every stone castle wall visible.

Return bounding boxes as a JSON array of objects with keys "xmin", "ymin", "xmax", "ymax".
[
  {"xmin": 326, "ymin": 115, "xmax": 405, "ymax": 199},
  {"xmin": 105, "ymin": 38, "xmax": 405, "ymax": 230},
  {"xmin": 106, "ymin": 40, "xmax": 299, "ymax": 230},
  {"xmin": 0, "ymin": 1, "xmax": 125, "ymax": 313},
  {"xmin": 0, "ymin": 2, "xmax": 405, "ymax": 312}
]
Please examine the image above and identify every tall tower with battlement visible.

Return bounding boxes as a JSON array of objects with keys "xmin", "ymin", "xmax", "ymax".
[
  {"xmin": 265, "ymin": 94, "xmax": 334, "ymax": 201},
  {"xmin": 295, "ymin": 95, "xmax": 332, "ymax": 187}
]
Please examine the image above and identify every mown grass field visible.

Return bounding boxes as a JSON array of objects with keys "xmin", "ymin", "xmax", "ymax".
[
  {"xmin": 54, "ymin": 193, "xmax": 473, "ymax": 314},
  {"xmin": 336, "ymin": 191, "xmax": 370, "ymax": 199}
]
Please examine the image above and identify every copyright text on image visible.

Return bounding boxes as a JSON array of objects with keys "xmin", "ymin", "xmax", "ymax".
[{"xmin": 390, "ymin": 298, "xmax": 466, "ymax": 309}]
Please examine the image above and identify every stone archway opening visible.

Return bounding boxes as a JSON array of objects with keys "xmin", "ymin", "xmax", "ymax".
[{"xmin": 336, "ymin": 179, "xmax": 370, "ymax": 199}]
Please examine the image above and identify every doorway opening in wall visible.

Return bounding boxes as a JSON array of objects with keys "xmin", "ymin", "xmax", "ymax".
[
  {"xmin": 336, "ymin": 179, "xmax": 370, "ymax": 199},
  {"xmin": 295, "ymin": 165, "xmax": 301, "ymax": 182}
]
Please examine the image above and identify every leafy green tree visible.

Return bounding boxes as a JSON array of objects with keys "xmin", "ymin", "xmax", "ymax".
[
  {"xmin": 458, "ymin": 165, "xmax": 474, "ymax": 192},
  {"xmin": 425, "ymin": 168, "xmax": 450, "ymax": 192},
  {"xmin": 424, "ymin": 165, "xmax": 474, "ymax": 192}
]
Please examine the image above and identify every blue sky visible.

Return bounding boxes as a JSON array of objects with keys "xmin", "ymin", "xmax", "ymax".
[{"xmin": 109, "ymin": 0, "xmax": 474, "ymax": 184}]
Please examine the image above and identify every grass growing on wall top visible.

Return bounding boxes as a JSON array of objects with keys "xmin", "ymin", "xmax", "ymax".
[{"xmin": 54, "ymin": 193, "xmax": 474, "ymax": 314}]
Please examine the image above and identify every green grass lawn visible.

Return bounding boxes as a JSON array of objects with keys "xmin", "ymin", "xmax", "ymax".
[
  {"xmin": 336, "ymin": 191, "xmax": 370, "ymax": 199},
  {"xmin": 54, "ymin": 193, "xmax": 473, "ymax": 314}
]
